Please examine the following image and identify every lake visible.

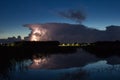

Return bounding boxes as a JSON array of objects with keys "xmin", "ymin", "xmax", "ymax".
[{"xmin": 0, "ymin": 48, "xmax": 120, "ymax": 80}]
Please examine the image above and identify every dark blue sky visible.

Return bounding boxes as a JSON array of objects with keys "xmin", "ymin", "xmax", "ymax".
[{"xmin": 0, "ymin": 0, "xmax": 120, "ymax": 39}]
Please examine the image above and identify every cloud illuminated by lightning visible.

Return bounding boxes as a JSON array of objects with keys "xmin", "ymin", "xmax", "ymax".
[{"xmin": 24, "ymin": 24, "xmax": 49, "ymax": 41}]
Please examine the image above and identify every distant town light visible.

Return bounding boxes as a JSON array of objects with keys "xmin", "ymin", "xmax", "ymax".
[
  {"xmin": 62, "ymin": 44, "xmax": 65, "ymax": 46},
  {"xmin": 75, "ymin": 43, "xmax": 79, "ymax": 46},
  {"xmin": 72, "ymin": 43, "xmax": 74, "ymax": 46},
  {"xmin": 67, "ymin": 43, "xmax": 70, "ymax": 46}
]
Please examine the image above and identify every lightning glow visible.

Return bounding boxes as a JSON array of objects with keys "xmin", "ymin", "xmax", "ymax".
[
  {"xmin": 24, "ymin": 24, "xmax": 49, "ymax": 41},
  {"xmin": 30, "ymin": 27, "xmax": 47, "ymax": 41}
]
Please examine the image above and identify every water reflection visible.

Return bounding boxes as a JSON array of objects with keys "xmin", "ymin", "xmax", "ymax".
[
  {"xmin": 28, "ymin": 49, "xmax": 98, "ymax": 69},
  {"xmin": 59, "ymin": 69, "xmax": 89, "ymax": 80},
  {"xmin": 106, "ymin": 56, "xmax": 120, "ymax": 65},
  {"xmin": 83, "ymin": 60, "xmax": 120, "ymax": 80},
  {"xmin": 29, "ymin": 55, "xmax": 48, "ymax": 69},
  {"xmin": 1, "ymin": 48, "xmax": 120, "ymax": 80}
]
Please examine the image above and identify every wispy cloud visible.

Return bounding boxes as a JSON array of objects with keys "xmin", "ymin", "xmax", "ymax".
[{"xmin": 58, "ymin": 9, "xmax": 86, "ymax": 24}]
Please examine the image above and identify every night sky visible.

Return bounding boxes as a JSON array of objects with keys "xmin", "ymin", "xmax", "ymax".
[{"xmin": 0, "ymin": 0, "xmax": 120, "ymax": 39}]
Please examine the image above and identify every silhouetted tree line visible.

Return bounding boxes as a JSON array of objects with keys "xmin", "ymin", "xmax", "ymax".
[
  {"xmin": 0, "ymin": 41, "xmax": 77, "ymax": 53},
  {"xmin": 82, "ymin": 40, "xmax": 120, "ymax": 58}
]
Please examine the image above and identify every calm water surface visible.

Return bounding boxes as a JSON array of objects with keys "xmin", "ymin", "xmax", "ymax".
[{"xmin": 1, "ymin": 49, "xmax": 120, "ymax": 80}]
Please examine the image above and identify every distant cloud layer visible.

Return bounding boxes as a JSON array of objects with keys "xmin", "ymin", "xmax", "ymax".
[
  {"xmin": 0, "ymin": 36, "xmax": 22, "ymax": 43},
  {"xmin": 24, "ymin": 23, "xmax": 120, "ymax": 43}
]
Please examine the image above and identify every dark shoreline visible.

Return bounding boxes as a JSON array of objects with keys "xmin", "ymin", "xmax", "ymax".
[{"xmin": 82, "ymin": 41, "xmax": 120, "ymax": 58}]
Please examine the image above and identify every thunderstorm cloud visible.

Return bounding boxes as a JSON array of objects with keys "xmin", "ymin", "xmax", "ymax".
[{"xmin": 24, "ymin": 23, "xmax": 120, "ymax": 43}]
